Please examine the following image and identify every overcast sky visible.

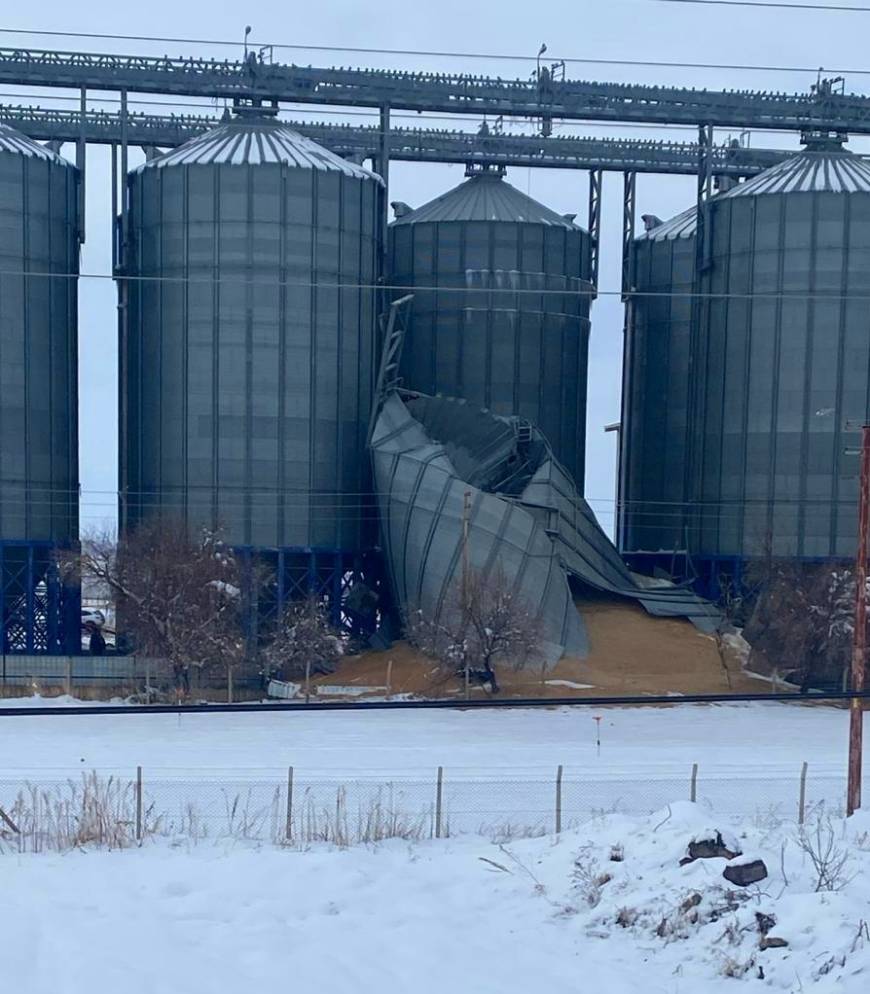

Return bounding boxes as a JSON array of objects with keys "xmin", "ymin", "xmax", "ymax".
[{"xmin": 5, "ymin": 0, "xmax": 870, "ymax": 535}]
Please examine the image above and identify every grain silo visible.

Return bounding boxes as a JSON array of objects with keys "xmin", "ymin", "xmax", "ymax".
[
  {"xmin": 0, "ymin": 123, "xmax": 80, "ymax": 652},
  {"xmin": 120, "ymin": 106, "xmax": 383, "ymax": 604},
  {"xmin": 620, "ymin": 205, "xmax": 697, "ymax": 561},
  {"xmin": 622, "ymin": 137, "xmax": 870, "ymax": 588},
  {"xmin": 388, "ymin": 165, "xmax": 593, "ymax": 487}
]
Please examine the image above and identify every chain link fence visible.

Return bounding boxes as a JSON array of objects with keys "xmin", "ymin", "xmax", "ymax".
[{"xmin": 0, "ymin": 763, "xmax": 850, "ymax": 853}]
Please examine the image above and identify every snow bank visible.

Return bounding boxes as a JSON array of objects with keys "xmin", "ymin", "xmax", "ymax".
[
  {"xmin": 0, "ymin": 693, "xmax": 130, "ymax": 710},
  {"xmin": 3, "ymin": 802, "xmax": 868, "ymax": 993}
]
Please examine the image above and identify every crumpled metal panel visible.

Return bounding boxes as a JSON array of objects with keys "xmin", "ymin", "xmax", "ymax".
[{"xmin": 371, "ymin": 393, "xmax": 718, "ymax": 668}]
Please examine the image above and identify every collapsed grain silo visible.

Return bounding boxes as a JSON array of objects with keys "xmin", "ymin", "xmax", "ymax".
[
  {"xmin": 0, "ymin": 123, "xmax": 80, "ymax": 652},
  {"xmin": 621, "ymin": 136, "xmax": 870, "ymax": 590},
  {"xmin": 119, "ymin": 105, "xmax": 383, "ymax": 611},
  {"xmin": 388, "ymin": 164, "xmax": 593, "ymax": 487}
]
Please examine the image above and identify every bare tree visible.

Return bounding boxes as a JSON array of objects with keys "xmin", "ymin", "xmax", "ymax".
[
  {"xmin": 743, "ymin": 558, "xmax": 863, "ymax": 691},
  {"xmin": 60, "ymin": 519, "xmax": 247, "ymax": 695},
  {"xmin": 409, "ymin": 567, "xmax": 543, "ymax": 693},
  {"xmin": 262, "ymin": 598, "xmax": 343, "ymax": 684}
]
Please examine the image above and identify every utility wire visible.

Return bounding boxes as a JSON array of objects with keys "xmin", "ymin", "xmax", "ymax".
[
  {"xmin": 9, "ymin": 267, "xmax": 870, "ymax": 304},
  {"xmin": 656, "ymin": 0, "xmax": 870, "ymax": 10},
  {"xmin": 8, "ymin": 484, "xmax": 870, "ymax": 508}
]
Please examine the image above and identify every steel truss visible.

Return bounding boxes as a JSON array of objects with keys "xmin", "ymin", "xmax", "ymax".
[
  {"xmin": 234, "ymin": 547, "xmax": 384, "ymax": 642},
  {"xmin": 0, "ymin": 46, "xmax": 868, "ymax": 133},
  {"xmin": 0, "ymin": 541, "xmax": 81, "ymax": 654},
  {"xmin": 0, "ymin": 102, "xmax": 792, "ymax": 176}
]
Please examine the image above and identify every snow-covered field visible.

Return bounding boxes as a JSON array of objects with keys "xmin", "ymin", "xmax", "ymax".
[
  {"xmin": 0, "ymin": 699, "xmax": 866, "ymax": 837},
  {"xmin": 3, "ymin": 802, "xmax": 869, "ymax": 994},
  {"xmin": 0, "ymin": 697, "xmax": 864, "ymax": 776}
]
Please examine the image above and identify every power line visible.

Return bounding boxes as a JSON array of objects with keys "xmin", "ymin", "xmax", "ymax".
[
  {"xmin": 10, "ymin": 484, "xmax": 870, "ymax": 509},
  {"xmin": 12, "ymin": 267, "xmax": 870, "ymax": 305},
  {"xmin": 656, "ymin": 0, "xmax": 870, "ymax": 10},
  {"xmin": 0, "ymin": 25, "xmax": 850, "ymax": 77}
]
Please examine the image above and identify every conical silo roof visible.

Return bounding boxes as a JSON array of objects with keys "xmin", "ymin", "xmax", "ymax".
[
  {"xmin": 391, "ymin": 169, "xmax": 581, "ymax": 228},
  {"xmin": 635, "ymin": 204, "xmax": 699, "ymax": 242},
  {"xmin": 721, "ymin": 147, "xmax": 870, "ymax": 196},
  {"xmin": 0, "ymin": 122, "xmax": 72, "ymax": 163},
  {"xmin": 135, "ymin": 114, "xmax": 380, "ymax": 181},
  {"xmin": 636, "ymin": 148, "xmax": 870, "ymax": 243}
]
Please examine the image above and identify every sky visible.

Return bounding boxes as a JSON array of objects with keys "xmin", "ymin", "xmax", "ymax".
[{"xmin": 5, "ymin": 0, "xmax": 870, "ymax": 536}]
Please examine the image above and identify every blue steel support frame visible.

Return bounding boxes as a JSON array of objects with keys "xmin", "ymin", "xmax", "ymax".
[
  {"xmin": 623, "ymin": 551, "xmax": 858, "ymax": 602},
  {"xmin": 234, "ymin": 545, "xmax": 385, "ymax": 638},
  {"xmin": 0, "ymin": 540, "xmax": 81, "ymax": 654}
]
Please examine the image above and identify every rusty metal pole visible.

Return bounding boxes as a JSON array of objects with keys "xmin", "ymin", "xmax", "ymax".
[
  {"xmin": 848, "ymin": 425, "xmax": 870, "ymax": 816},
  {"xmin": 462, "ymin": 490, "xmax": 472, "ymax": 701}
]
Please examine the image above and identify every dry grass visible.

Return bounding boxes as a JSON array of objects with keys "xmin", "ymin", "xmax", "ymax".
[
  {"xmin": 0, "ymin": 773, "xmax": 149, "ymax": 852},
  {"xmin": 0, "ymin": 773, "xmax": 439, "ymax": 853}
]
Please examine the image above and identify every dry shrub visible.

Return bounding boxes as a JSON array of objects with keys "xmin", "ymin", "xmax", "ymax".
[{"xmin": 798, "ymin": 810, "xmax": 854, "ymax": 892}]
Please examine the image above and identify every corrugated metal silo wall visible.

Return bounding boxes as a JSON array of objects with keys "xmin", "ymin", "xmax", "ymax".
[
  {"xmin": 0, "ymin": 150, "xmax": 79, "ymax": 543},
  {"xmin": 688, "ymin": 191, "xmax": 870, "ymax": 560},
  {"xmin": 621, "ymin": 231, "xmax": 695, "ymax": 555},
  {"xmin": 388, "ymin": 221, "xmax": 593, "ymax": 488},
  {"xmin": 122, "ymin": 163, "xmax": 382, "ymax": 551}
]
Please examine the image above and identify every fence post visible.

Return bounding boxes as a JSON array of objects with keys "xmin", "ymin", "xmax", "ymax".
[
  {"xmin": 555, "ymin": 764, "xmax": 563, "ymax": 835},
  {"xmin": 64, "ymin": 656, "xmax": 72, "ymax": 697},
  {"xmin": 135, "ymin": 766, "xmax": 143, "ymax": 843},
  {"xmin": 285, "ymin": 766, "xmax": 294, "ymax": 841},
  {"xmin": 386, "ymin": 658, "xmax": 393, "ymax": 701},
  {"xmin": 690, "ymin": 763, "xmax": 698, "ymax": 803},
  {"xmin": 798, "ymin": 761, "xmax": 808, "ymax": 826},
  {"xmin": 227, "ymin": 664, "xmax": 234, "ymax": 704},
  {"xmin": 435, "ymin": 766, "xmax": 444, "ymax": 839}
]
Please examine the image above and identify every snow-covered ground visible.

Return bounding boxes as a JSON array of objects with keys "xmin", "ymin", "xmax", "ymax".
[
  {"xmin": 0, "ymin": 698, "xmax": 864, "ymax": 777},
  {"xmin": 3, "ymin": 802, "xmax": 869, "ymax": 994},
  {"xmin": 0, "ymin": 700, "xmax": 865, "ymax": 832}
]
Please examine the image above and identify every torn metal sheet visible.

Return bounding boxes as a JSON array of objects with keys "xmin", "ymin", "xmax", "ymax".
[{"xmin": 370, "ymin": 392, "xmax": 718, "ymax": 667}]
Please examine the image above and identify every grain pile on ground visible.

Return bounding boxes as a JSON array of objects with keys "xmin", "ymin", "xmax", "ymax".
[
  {"xmin": 572, "ymin": 595, "xmax": 762, "ymax": 696},
  {"xmin": 315, "ymin": 595, "xmax": 767, "ymax": 700}
]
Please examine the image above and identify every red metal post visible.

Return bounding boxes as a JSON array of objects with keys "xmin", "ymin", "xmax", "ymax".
[{"xmin": 848, "ymin": 425, "xmax": 870, "ymax": 816}]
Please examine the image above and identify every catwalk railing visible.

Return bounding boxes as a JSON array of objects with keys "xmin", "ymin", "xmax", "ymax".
[
  {"xmin": 1, "ymin": 46, "xmax": 870, "ymax": 132},
  {"xmin": 0, "ymin": 102, "xmax": 790, "ymax": 175},
  {"xmin": 0, "ymin": 762, "xmax": 844, "ymax": 852}
]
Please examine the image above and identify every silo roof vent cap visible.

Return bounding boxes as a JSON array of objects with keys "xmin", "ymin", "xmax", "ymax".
[
  {"xmin": 642, "ymin": 214, "xmax": 664, "ymax": 231},
  {"xmin": 464, "ymin": 162, "xmax": 507, "ymax": 179},
  {"xmin": 391, "ymin": 201, "xmax": 413, "ymax": 219}
]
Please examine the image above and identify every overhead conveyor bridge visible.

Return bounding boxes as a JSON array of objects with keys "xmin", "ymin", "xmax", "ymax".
[{"xmin": 1, "ymin": 46, "xmax": 870, "ymax": 133}]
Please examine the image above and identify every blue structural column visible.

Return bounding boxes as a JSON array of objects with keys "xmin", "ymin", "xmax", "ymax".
[
  {"xmin": 0, "ymin": 545, "xmax": 5, "ymax": 652},
  {"xmin": 0, "ymin": 540, "xmax": 80, "ymax": 654}
]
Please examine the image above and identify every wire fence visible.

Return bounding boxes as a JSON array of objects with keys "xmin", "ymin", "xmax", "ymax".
[{"xmin": 0, "ymin": 762, "xmax": 850, "ymax": 853}]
